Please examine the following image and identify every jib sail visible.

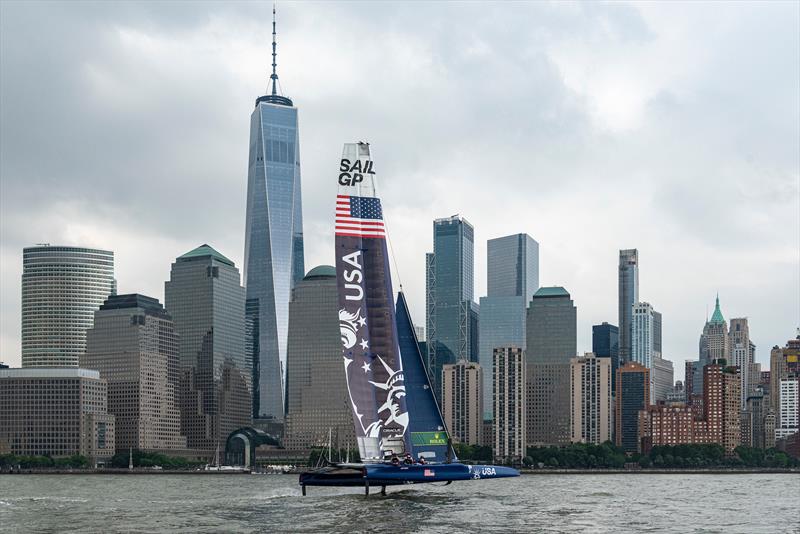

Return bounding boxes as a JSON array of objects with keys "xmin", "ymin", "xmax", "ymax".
[{"xmin": 396, "ymin": 292, "xmax": 456, "ymax": 463}]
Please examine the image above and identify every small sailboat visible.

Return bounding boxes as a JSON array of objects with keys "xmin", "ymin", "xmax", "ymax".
[{"xmin": 299, "ymin": 143, "xmax": 518, "ymax": 495}]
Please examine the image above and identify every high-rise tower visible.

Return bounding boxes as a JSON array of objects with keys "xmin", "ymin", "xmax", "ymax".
[
  {"xmin": 618, "ymin": 249, "xmax": 639, "ymax": 364},
  {"xmin": 525, "ymin": 286, "xmax": 577, "ymax": 446},
  {"xmin": 165, "ymin": 245, "xmax": 250, "ymax": 452},
  {"xmin": 244, "ymin": 6, "xmax": 304, "ymax": 422},
  {"xmin": 479, "ymin": 233, "xmax": 539, "ymax": 420},
  {"xmin": 426, "ymin": 215, "xmax": 477, "ymax": 402},
  {"xmin": 21, "ymin": 245, "xmax": 116, "ymax": 368}
]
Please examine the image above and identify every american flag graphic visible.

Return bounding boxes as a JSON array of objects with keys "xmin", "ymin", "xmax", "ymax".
[
  {"xmin": 424, "ymin": 469, "xmax": 435, "ymax": 477},
  {"xmin": 335, "ymin": 194, "xmax": 386, "ymax": 238}
]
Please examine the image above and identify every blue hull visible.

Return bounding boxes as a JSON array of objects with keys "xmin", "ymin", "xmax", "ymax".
[{"xmin": 299, "ymin": 462, "xmax": 519, "ymax": 487}]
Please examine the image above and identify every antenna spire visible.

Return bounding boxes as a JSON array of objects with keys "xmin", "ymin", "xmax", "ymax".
[{"xmin": 271, "ymin": 3, "xmax": 278, "ymax": 96}]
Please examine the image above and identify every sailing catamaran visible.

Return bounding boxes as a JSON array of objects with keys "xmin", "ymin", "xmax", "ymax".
[{"xmin": 299, "ymin": 142, "xmax": 519, "ymax": 494}]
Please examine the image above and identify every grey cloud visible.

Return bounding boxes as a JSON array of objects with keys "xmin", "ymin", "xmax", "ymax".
[{"xmin": 1, "ymin": 1, "xmax": 797, "ymax": 373}]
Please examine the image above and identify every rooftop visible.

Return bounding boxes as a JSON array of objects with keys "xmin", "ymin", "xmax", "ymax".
[
  {"xmin": 99, "ymin": 294, "xmax": 167, "ymax": 316},
  {"xmin": 304, "ymin": 265, "xmax": 336, "ymax": 280},
  {"xmin": 177, "ymin": 244, "xmax": 234, "ymax": 266},
  {"xmin": 533, "ymin": 286, "xmax": 570, "ymax": 298},
  {"xmin": 0, "ymin": 368, "xmax": 101, "ymax": 380},
  {"xmin": 709, "ymin": 295, "xmax": 725, "ymax": 325}
]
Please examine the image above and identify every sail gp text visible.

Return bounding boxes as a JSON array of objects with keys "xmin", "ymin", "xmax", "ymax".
[{"xmin": 339, "ymin": 158, "xmax": 376, "ymax": 186}]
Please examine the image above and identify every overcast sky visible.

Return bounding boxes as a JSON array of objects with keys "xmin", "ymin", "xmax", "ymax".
[{"xmin": 1, "ymin": 1, "xmax": 798, "ymax": 378}]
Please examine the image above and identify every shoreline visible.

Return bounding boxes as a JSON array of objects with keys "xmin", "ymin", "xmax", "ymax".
[{"xmin": 520, "ymin": 468, "xmax": 799, "ymax": 475}]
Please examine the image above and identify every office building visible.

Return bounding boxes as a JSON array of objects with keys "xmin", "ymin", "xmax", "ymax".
[
  {"xmin": 618, "ymin": 249, "xmax": 638, "ymax": 363},
  {"xmin": 652, "ymin": 355, "xmax": 674, "ymax": 403},
  {"xmin": 741, "ymin": 393, "xmax": 768, "ymax": 449},
  {"xmin": 83, "ymin": 294, "xmax": 186, "ymax": 451},
  {"xmin": 685, "ymin": 360, "xmax": 701, "ymax": 405},
  {"xmin": 479, "ymin": 233, "xmax": 538, "ymax": 420},
  {"xmin": 442, "ymin": 361, "xmax": 483, "ymax": 445},
  {"xmin": 770, "ymin": 336, "xmax": 800, "ymax": 429},
  {"xmin": 283, "ymin": 266, "xmax": 355, "ymax": 451},
  {"xmin": 631, "ymin": 302, "xmax": 658, "ymax": 368},
  {"xmin": 570, "ymin": 353, "xmax": 612, "ymax": 444},
  {"xmin": 729, "ymin": 318, "xmax": 752, "ymax": 409},
  {"xmin": 525, "ymin": 287, "xmax": 576, "ymax": 446},
  {"xmin": 652, "ymin": 310, "xmax": 662, "ymax": 355},
  {"xmin": 243, "ymin": 11, "xmax": 305, "ymax": 423},
  {"xmin": 698, "ymin": 296, "xmax": 729, "ymax": 394},
  {"xmin": 21, "ymin": 245, "xmax": 116, "ymax": 368},
  {"xmin": 426, "ymin": 215, "xmax": 477, "ymax": 401},
  {"xmin": 616, "ymin": 362, "xmax": 649, "ymax": 453},
  {"xmin": 493, "ymin": 347, "xmax": 526, "ymax": 461},
  {"xmin": 165, "ymin": 245, "xmax": 251, "ymax": 453},
  {"xmin": 592, "ymin": 322, "xmax": 619, "ymax": 392},
  {"xmin": 776, "ymin": 378, "xmax": 799, "ymax": 441},
  {"xmin": 0, "ymin": 368, "xmax": 115, "ymax": 464}
]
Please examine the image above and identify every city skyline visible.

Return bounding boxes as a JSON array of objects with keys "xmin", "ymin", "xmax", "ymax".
[{"xmin": 1, "ymin": 2, "xmax": 798, "ymax": 380}]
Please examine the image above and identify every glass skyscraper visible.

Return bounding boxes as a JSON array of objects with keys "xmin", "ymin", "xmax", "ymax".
[
  {"xmin": 618, "ymin": 249, "xmax": 638, "ymax": 364},
  {"xmin": 525, "ymin": 286, "xmax": 577, "ymax": 446},
  {"xmin": 165, "ymin": 244, "xmax": 250, "ymax": 453},
  {"xmin": 592, "ymin": 322, "xmax": 619, "ymax": 391},
  {"xmin": 426, "ymin": 215, "xmax": 477, "ymax": 402},
  {"xmin": 21, "ymin": 245, "xmax": 116, "ymax": 368},
  {"xmin": 243, "ymin": 15, "xmax": 304, "ymax": 422},
  {"xmin": 479, "ymin": 233, "xmax": 539, "ymax": 420}
]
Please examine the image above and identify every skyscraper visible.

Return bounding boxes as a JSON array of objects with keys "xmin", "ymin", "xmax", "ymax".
[
  {"xmin": 651, "ymin": 355, "xmax": 674, "ymax": 403},
  {"xmin": 592, "ymin": 322, "xmax": 619, "ymax": 392},
  {"xmin": 570, "ymin": 353, "xmax": 612, "ymax": 444},
  {"xmin": 283, "ymin": 266, "xmax": 355, "ymax": 451},
  {"xmin": 426, "ymin": 215, "xmax": 477, "ymax": 401},
  {"xmin": 493, "ymin": 347, "xmax": 525, "ymax": 461},
  {"xmin": 698, "ymin": 295, "xmax": 730, "ymax": 387},
  {"xmin": 165, "ymin": 245, "xmax": 250, "ymax": 453},
  {"xmin": 83, "ymin": 294, "xmax": 186, "ymax": 452},
  {"xmin": 729, "ymin": 317, "xmax": 752, "ymax": 409},
  {"xmin": 616, "ymin": 361, "xmax": 649, "ymax": 453},
  {"xmin": 479, "ymin": 233, "xmax": 538, "ymax": 420},
  {"xmin": 21, "ymin": 245, "xmax": 116, "ymax": 368},
  {"xmin": 770, "ymin": 336, "xmax": 800, "ymax": 429},
  {"xmin": 442, "ymin": 361, "xmax": 483, "ymax": 445},
  {"xmin": 618, "ymin": 249, "xmax": 638, "ymax": 364},
  {"xmin": 525, "ymin": 286, "xmax": 577, "ymax": 446},
  {"xmin": 243, "ymin": 8, "xmax": 304, "ymax": 423},
  {"xmin": 632, "ymin": 301, "xmax": 666, "ymax": 403},
  {"xmin": 631, "ymin": 302, "xmax": 658, "ymax": 368}
]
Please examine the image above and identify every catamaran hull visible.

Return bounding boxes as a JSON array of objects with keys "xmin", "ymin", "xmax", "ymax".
[{"xmin": 299, "ymin": 463, "xmax": 519, "ymax": 487}]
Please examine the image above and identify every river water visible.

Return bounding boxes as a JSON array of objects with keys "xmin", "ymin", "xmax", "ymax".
[{"xmin": 0, "ymin": 473, "xmax": 796, "ymax": 533}]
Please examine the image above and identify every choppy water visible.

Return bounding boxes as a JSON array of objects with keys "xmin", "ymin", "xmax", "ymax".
[{"xmin": 0, "ymin": 473, "xmax": 796, "ymax": 533}]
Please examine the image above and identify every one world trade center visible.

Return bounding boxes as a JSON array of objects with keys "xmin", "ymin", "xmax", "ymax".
[{"xmin": 244, "ymin": 8, "xmax": 304, "ymax": 423}]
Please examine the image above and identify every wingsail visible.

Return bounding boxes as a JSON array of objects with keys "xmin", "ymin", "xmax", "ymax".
[{"xmin": 335, "ymin": 142, "xmax": 411, "ymax": 462}]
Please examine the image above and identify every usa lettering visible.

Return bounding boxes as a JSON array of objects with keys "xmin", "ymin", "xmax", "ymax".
[
  {"xmin": 338, "ymin": 158, "xmax": 376, "ymax": 186},
  {"xmin": 341, "ymin": 250, "xmax": 364, "ymax": 301}
]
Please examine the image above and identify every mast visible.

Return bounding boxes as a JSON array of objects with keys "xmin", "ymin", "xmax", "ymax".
[{"xmin": 270, "ymin": 3, "xmax": 279, "ymax": 96}]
